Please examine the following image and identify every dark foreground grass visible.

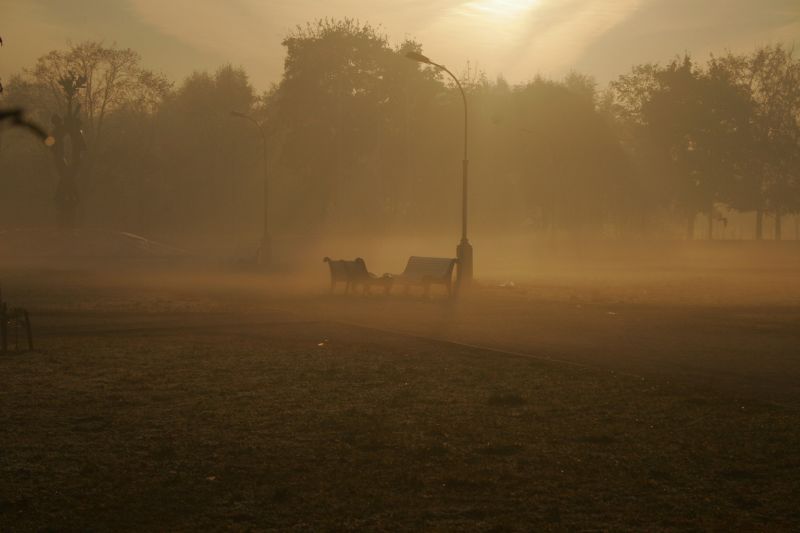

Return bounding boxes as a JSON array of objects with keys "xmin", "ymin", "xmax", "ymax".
[{"xmin": 2, "ymin": 312, "xmax": 799, "ymax": 531}]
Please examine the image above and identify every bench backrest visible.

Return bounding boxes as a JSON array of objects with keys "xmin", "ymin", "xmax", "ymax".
[
  {"xmin": 401, "ymin": 256, "xmax": 457, "ymax": 282},
  {"xmin": 324, "ymin": 257, "xmax": 371, "ymax": 281},
  {"xmin": 323, "ymin": 257, "xmax": 349, "ymax": 281},
  {"xmin": 344, "ymin": 258, "xmax": 371, "ymax": 280}
]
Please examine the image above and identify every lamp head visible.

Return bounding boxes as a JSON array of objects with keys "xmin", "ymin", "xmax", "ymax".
[{"xmin": 405, "ymin": 51, "xmax": 432, "ymax": 64}]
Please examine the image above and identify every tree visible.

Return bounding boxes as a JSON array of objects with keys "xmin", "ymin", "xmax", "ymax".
[
  {"xmin": 24, "ymin": 41, "xmax": 169, "ymax": 227},
  {"xmin": 155, "ymin": 65, "xmax": 259, "ymax": 236},
  {"xmin": 500, "ymin": 76, "xmax": 630, "ymax": 235},
  {"xmin": 267, "ymin": 19, "xmax": 444, "ymax": 233},
  {"xmin": 611, "ymin": 56, "xmax": 752, "ymax": 239},
  {"xmin": 711, "ymin": 45, "xmax": 800, "ymax": 239},
  {"xmin": 0, "ymin": 34, "xmax": 51, "ymax": 149},
  {"xmin": 1, "ymin": 35, "xmax": 58, "ymax": 227}
]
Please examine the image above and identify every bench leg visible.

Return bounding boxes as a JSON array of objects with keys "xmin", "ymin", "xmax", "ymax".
[
  {"xmin": 24, "ymin": 311, "xmax": 33, "ymax": 351},
  {"xmin": 1, "ymin": 303, "xmax": 6, "ymax": 354}
]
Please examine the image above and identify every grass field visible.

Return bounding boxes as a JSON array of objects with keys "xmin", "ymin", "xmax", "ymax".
[{"xmin": 1, "ymin": 265, "xmax": 799, "ymax": 530}]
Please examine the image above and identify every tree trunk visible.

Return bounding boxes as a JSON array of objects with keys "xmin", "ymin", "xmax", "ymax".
[
  {"xmin": 50, "ymin": 99, "xmax": 86, "ymax": 230},
  {"xmin": 774, "ymin": 209, "xmax": 782, "ymax": 241},
  {"xmin": 686, "ymin": 212, "xmax": 695, "ymax": 240},
  {"xmin": 755, "ymin": 210, "xmax": 763, "ymax": 240},
  {"xmin": 707, "ymin": 202, "xmax": 714, "ymax": 240}
]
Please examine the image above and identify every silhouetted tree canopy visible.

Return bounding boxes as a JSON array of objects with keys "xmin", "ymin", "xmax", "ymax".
[{"xmin": 1, "ymin": 26, "xmax": 798, "ymax": 241}]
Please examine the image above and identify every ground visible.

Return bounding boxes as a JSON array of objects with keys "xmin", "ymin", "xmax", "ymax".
[{"xmin": 1, "ymin": 261, "xmax": 799, "ymax": 531}]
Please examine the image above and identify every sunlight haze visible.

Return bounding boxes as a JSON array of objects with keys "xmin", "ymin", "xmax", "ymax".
[
  {"xmin": 2, "ymin": 0, "xmax": 800, "ymax": 529},
  {"xmin": 2, "ymin": 0, "xmax": 797, "ymax": 89}
]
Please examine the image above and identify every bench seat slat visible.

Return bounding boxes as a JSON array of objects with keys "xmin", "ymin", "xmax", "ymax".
[{"xmin": 394, "ymin": 256, "xmax": 457, "ymax": 285}]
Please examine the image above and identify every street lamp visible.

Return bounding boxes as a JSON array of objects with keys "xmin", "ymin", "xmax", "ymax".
[
  {"xmin": 230, "ymin": 110, "xmax": 271, "ymax": 267},
  {"xmin": 405, "ymin": 51, "xmax": 473, "ymax": 288}
]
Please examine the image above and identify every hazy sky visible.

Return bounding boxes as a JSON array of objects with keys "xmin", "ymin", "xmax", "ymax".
[{"xmin": 1, "ymin": 0, "xmax": 798, "ymax": 90}]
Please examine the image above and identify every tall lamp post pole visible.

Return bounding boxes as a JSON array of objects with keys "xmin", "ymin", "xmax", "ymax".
[
  {"xmin": 406, "ymin": 51, "xmax": 473, "ymax": 288},
  {"xmin": 230, "ymin": 111, "xmax": 271, "ymax": 267}
]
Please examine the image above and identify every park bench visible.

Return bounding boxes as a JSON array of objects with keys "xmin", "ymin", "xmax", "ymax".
[
  {"xmin": 390, "ymin": 256, "xmax": 457, "ymax": 297},
  {"xmin": 323, "ymin": 257, "xmax": 351, "ymax": 293},
  {"xmin": 323, "ymin": 257, "xmax": 392, "ymax": 295},
  {"xmin": 0, "ymin": 286, "xmax": 33, "ymax": 353}
]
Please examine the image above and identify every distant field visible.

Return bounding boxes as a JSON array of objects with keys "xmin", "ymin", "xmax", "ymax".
[{"xmin": 1, "ymin": 268, "xmax": 799, "ymax": 530}]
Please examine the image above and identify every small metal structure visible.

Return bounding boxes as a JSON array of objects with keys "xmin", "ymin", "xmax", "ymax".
[
  {"xmin": 0, "ymin": 285, "xmax": 34, "ymax": 353},
  {"xmin": 50, "ymin": 74, "xmax": 87, "ymax": 229}
]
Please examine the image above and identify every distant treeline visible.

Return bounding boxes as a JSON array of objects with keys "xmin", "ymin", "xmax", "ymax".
[{"xmin": 0, "ymin": 19, "xmax": 798, "ymax": 241}]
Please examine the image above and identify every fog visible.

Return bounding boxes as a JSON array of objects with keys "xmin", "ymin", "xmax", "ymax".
[
  {"xmin": 2, "ymin": 24, "xmax": 799, "ymax": 261},
  {"xmin": 2, "ymin": 16, "xmax": 799, "ymax": 381},
  {"xmin": 2, "ymin": 10, "xmax": 800, "ymax": 531}
]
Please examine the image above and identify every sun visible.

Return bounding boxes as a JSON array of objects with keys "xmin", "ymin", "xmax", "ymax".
[
  {"xmin": 453, "ymin": 0, "xmax": 540, "ymax": 46},
  {"xmin": 463, "ymin": 0, "xmax": 540, "ymax": 20}
]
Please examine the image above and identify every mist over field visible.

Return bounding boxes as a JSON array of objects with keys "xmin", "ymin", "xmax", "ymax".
[{"xmin": 1, "ymin": 2, "xmax": 799, "ymax": 530}]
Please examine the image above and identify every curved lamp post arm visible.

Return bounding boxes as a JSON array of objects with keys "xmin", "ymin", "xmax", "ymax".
[
  {"xmin": 405, "ymin": 51, "xmax": 473, "ymax": 277},
  {"xmin": 230, "ymin": 111, "xmax": 266, "ymax": 144},
  {"xmin": 431, "ymin": 63, "xmax": 468, "ymax": 164},
  {"xmin": 0, "ymin": 108, "xmax": 55, "ymax": 145},
  {"xmin": 405, "ymin": 53, "xmax": 467, "ymax": 164}
]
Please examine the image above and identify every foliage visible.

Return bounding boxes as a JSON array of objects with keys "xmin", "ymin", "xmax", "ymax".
[
  {"xmin": 29, "ymin": 41, "xmax": 170, "ymax": 143},
  {"xmin": 610, "ymin": 48, "xmax": 800, "ymax": 238},
  {"xmin": 1, "ymin": 28, "xmax": 799, "ymax": 241}
]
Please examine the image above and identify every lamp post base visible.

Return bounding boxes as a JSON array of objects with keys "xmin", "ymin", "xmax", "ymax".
[
  {"xmin": 257, "ymin": 234, "xmax": 272, "ymax": 268},
  {"xmin": 456, "ymin": 239, "xmax": 473, "ymax": 289}
]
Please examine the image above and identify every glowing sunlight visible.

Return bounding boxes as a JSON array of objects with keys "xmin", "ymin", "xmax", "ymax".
[{"xmin": 462, "ymin": 0, "xmax": 539, "ymax": 20}]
